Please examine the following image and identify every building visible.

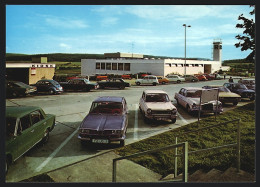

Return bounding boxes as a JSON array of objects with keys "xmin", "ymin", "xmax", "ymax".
[
  {"xmin": 6, "ymin": 57, "xmax": 56, "ymax": 84},
  {"xmin": 81, "ymin": 41, "xmax": 224, "ymax": 77}
]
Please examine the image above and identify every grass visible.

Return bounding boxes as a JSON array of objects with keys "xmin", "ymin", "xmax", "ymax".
[{"xmin": 115, "ymin": 102, "xmax": 255, "ymax": 177}]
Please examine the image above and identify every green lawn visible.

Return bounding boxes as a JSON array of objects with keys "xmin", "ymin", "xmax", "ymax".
[{"xmin": 115, "ymin": 102, "xmax": 255, "ymax": 177}]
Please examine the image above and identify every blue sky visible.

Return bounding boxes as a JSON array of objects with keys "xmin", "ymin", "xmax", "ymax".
[{"xmin": 6, "ymin": 5, "xmax": 255, "ymax": 60}]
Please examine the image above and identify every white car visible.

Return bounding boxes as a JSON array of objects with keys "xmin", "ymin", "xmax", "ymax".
[
  {"xmin": 166, "ymin": 75, "xmax": 185, "ymax": 83},
  {"xmin": 139, "ymin": 90, "xmax": 177, "ymax": 123},
  {"xmin": 174, "ymin": 87, "xmax": 223, "ymax": 114},
  {"xmin": 135, "ymin": 75, "xmax": 159, "ymax": 86}
]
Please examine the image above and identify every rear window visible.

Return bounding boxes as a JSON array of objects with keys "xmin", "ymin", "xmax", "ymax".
[
  {"xmin": 6, "ymin": 117, "xmax": 16, "ymax": 137},
  {"xmin": 90, "ymin": 102, "xmax": 123, "ymax": 114}
]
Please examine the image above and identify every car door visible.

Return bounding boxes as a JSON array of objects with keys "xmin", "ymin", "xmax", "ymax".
[
  {"xmin": 30, "ymin": 110, "xmax": 47, "ymax": 143},
  {"xmin": 139, "ymin": 92, "xmax": 146, "ymax": 111},
  {"xmin": 178, "ymin": 89, "xmax": 186, "ymax": 107}
]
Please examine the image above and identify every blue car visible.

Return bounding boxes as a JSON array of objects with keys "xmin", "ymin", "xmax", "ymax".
[
  {"xmin": 32, "ymin": 79, "xmax": 63, "ymax": 95},
  {"xmin": 223, "ymin": 82, "xmax": 255, "ymax": 101}
]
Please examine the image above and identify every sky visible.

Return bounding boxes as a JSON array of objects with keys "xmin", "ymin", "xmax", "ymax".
[{"xmin": 6, "ymin": 5, "xmax": 255, "ymax": 60}]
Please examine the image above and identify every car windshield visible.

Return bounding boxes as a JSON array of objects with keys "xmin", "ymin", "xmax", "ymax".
[
  {"xmin": 51, "ymin": 80, "xmax": 60, "ymax": 86},
  {"xmin": 15, "ymin": 82, "xmax": 29, "ymax": 88},
  {"xmin": 235, "ymin": 84, "xmax": 248, "ymax": 89},
  {"xmin": 90, "ymin": 102, "xmax": 123, "ymax": 114},
  {"xmin": 186, "ymin": 90, "xmax": 201, "ymax": 97},
  {"xmin": 145, "ymin": 94, "xmax": 169, "ymax": 102},
  {"xmin": 6, "ymin": 117, "xmax": 17, "ymax": 137},
  {"xmin": 218, "ymin": 87, "xmax": 230, "ymax": 92}
]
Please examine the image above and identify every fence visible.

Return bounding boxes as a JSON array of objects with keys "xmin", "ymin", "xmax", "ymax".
[{"xmin": 112, "ymin": 142, "xmax": 188, "ymax": 182}]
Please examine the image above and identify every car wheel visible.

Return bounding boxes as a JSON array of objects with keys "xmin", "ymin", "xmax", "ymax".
[
  {"xmin": 12, "ymin": 92, "xmax": 18, "ymax": 98},
  {"xmin": 177, "ymin": 80, "xmax": 181, "ymax": 83},
  {"xmin": 191, "ymin": 79, "xmax": 195, "ymax": 82},
  {"xmin": 119, "ymin": 140, "xmax": 125, "ymax": 147},
  {"xmin": 48, "ymin": 89, "xmax": 55, "ymax": 95},
  {"xmin": 153, "ymin": 82, "xmax": 156, "ymax": 86},
  {"xmin": 136, "ymin": 82, "xmax": 141, "ymax": 86},
  {"xmin": 119, "ymin": 85, "xmax": 125, "ymax": 89},
  {"xmin": 5, "ymin": 158, "xmax": 9, "ymax": 175},
  {"xmin": 41, "ymin": 129, "xmax": 50, "ymax": 144},
  {"xmin": 186, "ymin": 105, "xmax": 192, "ymax": 113},
  {"xmin": 162, "ymin": 81, "xmax": 166, "ymax": 85},
  {"xmin": 171, "ymin": 118, "xmax": 176, "ymax": 124},
  {"xmin": 249, "ymin": 96, "xmax": 255, "ymax": 101},
  {"xmin": 144, "ymin": 116, "xmax": 151, "ymax": 124},
  {"xmin": 233, "ymin": 101, "xmax": 238, "ymax": 106}
]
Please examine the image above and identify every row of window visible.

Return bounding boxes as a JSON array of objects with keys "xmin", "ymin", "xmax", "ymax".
[
  {"xmin": 165, "ymin": 64, "xmax": 204, "ymax": 67},
  {"xmin": 96, "ymin": 63, "xmax": 131, "ymax": 71}
]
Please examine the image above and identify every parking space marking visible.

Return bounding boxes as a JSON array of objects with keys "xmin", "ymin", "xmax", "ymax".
[
  {"xmin": 134, "ymin": 104, "xmax": 139, "ymax": 140},
  {"xmin": 34, "ymin": 128, "xmax": 79, "ymax": 173},
  {"xmin": 177, "ymin": 112, "xmax": 188, "ymax": 124}
]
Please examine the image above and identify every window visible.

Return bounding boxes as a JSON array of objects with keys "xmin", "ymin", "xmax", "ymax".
[
  {"xmin": 96, "ymin": 63, "xmax": 100, "ymax": 69},
  {"xmin": 112, "ymin": 63, "xmax": 117, "ymax": 70},
  {"xmin": 101, "ymin": 63, "xmax": 105, "ymax": 70},
  {"xmin": 124, "ymin": 63, "xmax": 130, "ymax": 71},
  {"xmin": 106, "ymin": 63, "xmax": 111, "ymax": 70},
  {"xmin": 31, "ymin": 110, "xmax": 43, "ymax": 125},
  {"xmin": 20, "ymin": 115, "xmax": 31, "ymax": 131},
  {"xmin": 118, "ymin": 63, "xmax": 123, "ymax": 71}
]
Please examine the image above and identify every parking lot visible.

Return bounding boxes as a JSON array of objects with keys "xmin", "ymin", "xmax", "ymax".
[{"xmin": 5, "ymin": 79, "xmax": 251, "ymax": 182}]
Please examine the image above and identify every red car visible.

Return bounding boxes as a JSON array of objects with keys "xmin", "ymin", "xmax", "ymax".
[
  {"xmin": 194, "ymin": 74, "xmax": 207, "ymax": 81},
  {"xmin": 202, "ymin": 73, "xmax": 215, "ymax": 80},
  {"xmin": 78, "ymin": 96, "xmax": 128, "ymax": 146}
]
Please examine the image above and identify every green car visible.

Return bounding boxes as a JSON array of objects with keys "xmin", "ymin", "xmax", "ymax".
[
  {"xmin": 5, "ymin": 106, "xmax": 56, "ymax": 174},
  {"xmin": 6, "ymin": 81, "xmax": 37, "ymax": 98}
]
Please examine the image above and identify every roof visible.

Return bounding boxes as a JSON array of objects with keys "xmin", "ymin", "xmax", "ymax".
[
  {"xmin": 93, "ymin": 96, "xmax": 124, "ymax": 103},
  {"xmin": 182, "ymin": 87, "xmax": 203, "ymax": 91},
  {"xmin": 6, "ymin": 106, "xmax": 42, "ymax": 118},
  {"xmin": 144, "ymin": 90, "xmax": 167, "ymax": 94}
]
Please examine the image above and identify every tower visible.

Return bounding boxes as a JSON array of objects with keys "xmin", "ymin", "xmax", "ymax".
[{"xmin": 213, "ymin": 39, "xmax": 222, "ymax": 63}]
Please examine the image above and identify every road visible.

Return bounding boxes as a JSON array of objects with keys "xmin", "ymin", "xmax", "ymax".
[{"xmin": 5, "ymin": 79, "xmax": 251, "ymax": 182}]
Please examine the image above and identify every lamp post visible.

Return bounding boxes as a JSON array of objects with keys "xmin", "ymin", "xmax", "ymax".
[{"xmin": 183, "ymin": 24, "xmax": 191, "ymax": 76}]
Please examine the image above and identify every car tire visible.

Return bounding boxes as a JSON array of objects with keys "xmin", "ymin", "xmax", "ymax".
[
  {"xmin": 119, "ymin": 85, "xmax": 125, "ymax": 89},
  {"xmin": 162, "ymin": 81, "xmax": 166, "ymax": 85},
  {"xmin": 233, "ymin": 101, "xmax": 238, "ymax": 106},
  {"xmin": 144, "ymin": 116, "xmax": 151, "ymax": 124},
  {"xmin": 171, "ymin": 118, "xmax": 176, "ymax": 124},
  {"xmin": 41, "ymin": 129, "xmax": 50, "ymax": 144},
  {"xmin": 177, "ymin": 80, "xmax": 181, "ymax": 83},
  {"xmin": 48, "ymin": 89, "xmax": 55, "ymax": 95},
  {"xmin": 119, "ymin": 140, "xmax": 125, "ymax": 147},
  {"xmin": 249, "ymin": 96, "xmax": 255, "ymax": 101},
  {"xmin": 191, "ymin": 79, "xmax": 195, "ymax": 82},
  {"xmin": 5, "ymin": 158, "xmax": 9, "ymax": 175},
  {"xmin": 12, "ymin": 92, "xmax": 18, "ymax": 98},
  {"xmin": 136, "ymin": 82, "xmax": 141, "ymax": 86},
  {"xmin": 186, "ymin": 105, "xmax": 192, "ymax": 113},
  {"xmin": 153, "ymin": 82, "xmax": 156, "ymax": 86}
]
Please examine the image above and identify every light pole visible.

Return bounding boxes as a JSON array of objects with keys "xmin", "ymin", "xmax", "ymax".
[{"xmin": 183, "ymin": 24, "xmax": 191, "ymax": 76}]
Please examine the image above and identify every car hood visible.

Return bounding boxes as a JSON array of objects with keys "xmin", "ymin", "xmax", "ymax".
[
  {"xmin": 237, "ymin": 89, "xmax": 255, "ymax": 93},
  {"xmin": 145, "ymin": 102, "xmax": 176, "ymax": 110},
  {"xmin": 187, "ymin": 97, "xmax": 221, "ymax": 105},
  {"xmin": 80, "ymin": 114, "xmax": 125, "ymax": 131},
  {"xmin": 219, "ymin": 92, "xmax": 241, "ymax": 98}
]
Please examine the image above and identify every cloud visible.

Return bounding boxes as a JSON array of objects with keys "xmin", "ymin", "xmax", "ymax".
[
  {"xmin": 100, "ymin": 17, "xmax": 119, "ymax": 26},
  {"xmin": 45, "ymin": 16, "xmax": 88, "ymax": 29},
  {"xmin": 59, "ymin": 43, "xmax": 71, "ymax": 49}
]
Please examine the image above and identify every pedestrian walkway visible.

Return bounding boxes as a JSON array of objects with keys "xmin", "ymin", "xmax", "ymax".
[{"xmin": 47, "ymin": 151, "xmax": 162, "ymax": 182}]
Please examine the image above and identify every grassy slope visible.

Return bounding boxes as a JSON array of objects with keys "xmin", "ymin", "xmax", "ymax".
[{"xmin": 115, "ymin": 102, "xmax": 255, "ymax": 176}]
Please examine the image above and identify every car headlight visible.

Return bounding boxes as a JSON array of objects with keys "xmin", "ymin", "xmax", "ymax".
[
  {"xmin": 147, "ymin": 109, "xmax": 152, "ymax": 114},
  {"xmin": 192, "ymin": 103, "xmax": 197, "ymax": 109},
  {"xmin": 171, "ymin": 109, "xmax": 177, "ymax": 115}
]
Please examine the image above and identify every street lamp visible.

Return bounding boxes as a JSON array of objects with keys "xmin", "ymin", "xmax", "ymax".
[{"xmin": 183, "ymin": 24, "xmax": 191, "ymax": 76}]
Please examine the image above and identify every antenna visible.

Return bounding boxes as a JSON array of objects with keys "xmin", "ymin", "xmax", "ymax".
[{"xmin": 131, "ymin": 42, "xmax": 134, "ymax": 58}]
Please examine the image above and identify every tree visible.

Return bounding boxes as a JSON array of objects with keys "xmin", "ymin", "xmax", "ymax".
[{"xmin": 235, "ymin": 5, "xmax": 255, "ymax": 61}]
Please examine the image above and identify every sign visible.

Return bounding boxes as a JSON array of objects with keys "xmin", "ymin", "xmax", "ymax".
[
  {"xmin": 31, "ymin": 67, "xmax": 36, "ymax": 75},
  {"xmin": 201, "ymin": 88, "xmax": 219, "ymax": 103}
]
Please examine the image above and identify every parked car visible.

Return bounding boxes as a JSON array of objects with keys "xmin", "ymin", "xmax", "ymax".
[
  {"xmin": 174, "ymin": 87, "xmax": 223, "ymax": 114},
  {"xmin": 32, "ymin": 79, "xmax": 63, "ymax": 94},
  {"xmin": 202, "ymin": 73, "xmax": 215, "ymax": 80},
  {"xmin": 223, "ymin": 82, "xmax": 255, "ymax": 101},
  {"xmin": 78, "ymin": 96, "xmax": 128, "ymax": 146},
  {"xmin": 96, "ymin": 76, "xmax": 108, "ymax": 81},
  {"xmin": 98, "ymin": 78, "xmax": 130, "ymax": 89},
  {"xmin": 135, "ymin": 75, "xmax": 159, "ymax": 86},
  {"xmin": 166, "ymin": 74, "xmax": 185, "ymax": 83},
  {"xmin": 181, "ymin": 75, "xmax": 199, "ymax": 82},
  {"xmin": 210, "ymin": 73, "xmax": 222, "ymax": 80},
  {"xmin": 238, "ymin": 78, "xmax": 255, "ymax": 90},
  {"xmin": 194, "ymin": 74, "xmax": 207, "ymax": 81},
  {"xmin": 59, "ymin": 78, "xmax": 99, "ymax": 92},
  {"xmin": 139, "ymin": 90, "xmax": 177, "ymax": 123},
  {"xmin": 202, "ymin": 85, "xmax": 241, "ymax": 106},
  {"xmin": 156, "ymin": 76, "xmax": 169, "ymax": 84},
  {"xmin": 121, "ymin": 74, "xmax": 132, "ymax": 80},
  {"xmin": 5, "ymin": 106, "xmax": 56, "ymax": 174},
  {"xmin": 6, "ymin": 81, "xmax": 37, "ymax": 98}
]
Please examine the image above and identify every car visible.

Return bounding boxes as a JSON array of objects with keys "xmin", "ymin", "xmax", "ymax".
[
  {"xmin": 156, "ymin": 76, "xmax": 170, "ymax": 84},
  {"xmin": 210, "ymin": 73, "xmax": 222, "ymax": 80},
  {"xmin": 59, "ymin": 78, "xmax": 99, "ymax": 92},
  {"xmin": 78, "ymin": 96, "xmax": 128, "ymax": 146},
  {"xmin": 223, "ymin": 82, "xmax": 255, "ymax": 101},
  {"xmin": 6, "ymin": 81, "xmax": 37, "ymax": 98},
  {"xmin": 166, "ymin": 74, "xmax": 185, "ymax": 83},
  {"xmin": 139, "ymin": 90, "xmax": 177, "ymax": 123},
  {"xmin": 96, "ymin": 75, "xmax": 108, "ymax": 81},
  {"xmin": 238, "ymin": 78, "xmax": 255, "ymax": 90},
  {"xmin": 194, "ymin": 74, "xmax": 208, "ymax": 81},
  {"xmin": 32, "ymin": 79, "xmax": 63, "ymax": 94},
  {"xmin": 5, "ymin": 106, "xmax": 56, "ymax": 174},
  {"xmin": 121, "ymin": 74, "xmax": 132, "ymax": 80},
  {"xmin": 181, "ymin": 75, "xmax": 199, "ymax": 82},
  {"xmin": 202, "ymin": 85, "xmax": 241, "ymax": 106},
  {"xmin": 174, "ymin": 87, "xmax": 223, "ymax": 114},
  {"xmin": 202, "ymin": 73, "xmax": 215, "ymax": 80},
  {"xmin": 98, "ymin": 78, "xmax": 130, "ymax": 89},
  {"xmin": 135, "ymin": 75, "xmax": 159, "ymax": 86}
]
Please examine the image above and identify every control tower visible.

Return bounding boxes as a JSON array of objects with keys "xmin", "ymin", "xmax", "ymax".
[{"xmin": 213, "ymin": 39, "xmax": 222, "ymax": 63}]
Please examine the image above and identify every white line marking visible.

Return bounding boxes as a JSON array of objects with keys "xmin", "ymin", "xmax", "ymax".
[
  {"xmin": 177, "ymin": 112, "xmax": 189, "ymax": 124},
  {"xmin": 134, "ymin": 104, "xmax": 139, "ymax": 140},
  {"xmin": 35, "ymin": 128, "xmax": 79, "ymax": 172}
]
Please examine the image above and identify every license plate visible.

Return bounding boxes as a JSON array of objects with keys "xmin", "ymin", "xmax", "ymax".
[{"xmin": 92, "ymin": 139, "xmax": 109, "ymax": 144}]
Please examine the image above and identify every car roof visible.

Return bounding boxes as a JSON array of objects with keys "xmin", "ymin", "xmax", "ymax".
[
  {"xmin": 144, "ymin": 90, "xmax": 167, "ymax": 94},
  {"xmin": 6, "ymin": 106, "xmax": 42, "ymax": 118},
  {"xmin": 182, "ymin": 87, "xmax": 203, "ymax": 91},
  {"xmin": 93, "ymin": 96, "xmax": 124, "ymax": 103}
]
